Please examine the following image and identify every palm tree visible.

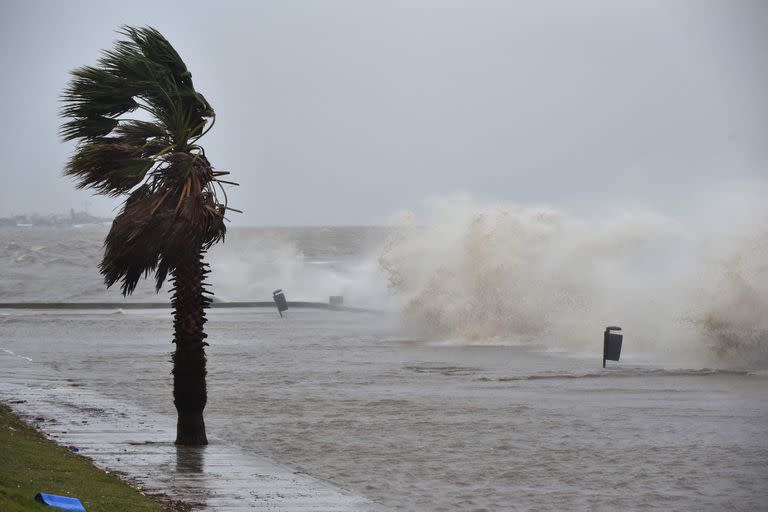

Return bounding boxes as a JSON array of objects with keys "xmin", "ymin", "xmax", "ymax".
[{"xmin": 61, "ymin": 26, "xmax": 236, "ymax": 445}]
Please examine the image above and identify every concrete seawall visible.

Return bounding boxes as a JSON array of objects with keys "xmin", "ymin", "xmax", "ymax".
[{"xmin": 0, "ymin": 301, "xmax": 377, "ymax": 313}]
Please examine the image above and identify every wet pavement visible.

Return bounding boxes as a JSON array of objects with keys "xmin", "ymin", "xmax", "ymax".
[{"xmin": 0, "ymin": 378, "xmax": 381, "ymax": 511}]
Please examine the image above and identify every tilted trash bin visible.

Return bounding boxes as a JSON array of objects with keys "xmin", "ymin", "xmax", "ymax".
[{"xmin": 273, "ymin": 289, "xmax": 288, "ymax": 317}]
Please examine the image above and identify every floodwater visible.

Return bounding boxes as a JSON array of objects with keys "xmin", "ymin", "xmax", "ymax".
[{"xmin": 1, "ymin": 227, "xmax": 767, "ymax": 510}]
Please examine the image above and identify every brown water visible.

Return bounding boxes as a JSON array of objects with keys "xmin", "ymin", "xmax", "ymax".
[{"xmin": 1, "ymin": 227, "xmax": 767, "ymax": 510}]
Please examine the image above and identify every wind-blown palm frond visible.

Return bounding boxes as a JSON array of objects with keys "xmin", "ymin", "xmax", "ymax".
[
  {"xmin": 99, "ymin": 155, "xmax": 226, "ymax": 295},
  {"xmin": 62, "ymin": 26, "xmax": 211, "ymax": 190},
  {"xmin": 61, "ymin": 26, "xmax": 233, "ymax": 295}
]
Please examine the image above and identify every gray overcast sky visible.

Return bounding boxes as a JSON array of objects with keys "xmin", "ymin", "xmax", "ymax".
[{"xmin": 0, "ymin": 0, "xmax": 766, "ymax": 225}]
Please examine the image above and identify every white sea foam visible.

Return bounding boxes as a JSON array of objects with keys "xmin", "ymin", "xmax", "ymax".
[
  {"xmin": 2, "ymin": 347, "xmax": 33, "ymax": 362},
  {"xmin": 2, "ymin": 188, "xmax": 766, "ymax": 367},
  {"xmin": 207, "ymin": 227, "xmax": 392, "ymax": 307},
  {"xmin": 378, "ymin": 188, "xmax": 768, "ymax": 366}
]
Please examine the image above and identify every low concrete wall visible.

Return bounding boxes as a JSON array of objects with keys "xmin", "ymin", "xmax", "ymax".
[{"xmin": 0, "ymin": 301, "xmax": 377, "ymax": 313}]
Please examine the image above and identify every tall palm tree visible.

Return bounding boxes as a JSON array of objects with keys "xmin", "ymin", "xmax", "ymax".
[{"xmin": 61, "ymin": 26, "xmax": 236, "ymax": 445}]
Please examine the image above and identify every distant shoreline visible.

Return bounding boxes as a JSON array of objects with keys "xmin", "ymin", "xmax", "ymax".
[{"xmin": 0, "ymin": 210, "xmax": 111, "ymax": 228}]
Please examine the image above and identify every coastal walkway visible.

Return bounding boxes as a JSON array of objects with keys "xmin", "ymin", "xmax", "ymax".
[{"xmin": 0, "ymin": 378, "xmax": 382, "ymax": 511}]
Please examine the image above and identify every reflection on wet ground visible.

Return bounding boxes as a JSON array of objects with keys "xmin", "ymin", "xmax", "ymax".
[{"xmin": 176, "ymin": 445, "xmax": 205, "ymax": 474}]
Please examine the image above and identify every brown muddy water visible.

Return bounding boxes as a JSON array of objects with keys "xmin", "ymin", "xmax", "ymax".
[{"xmin": 1, "ymin": 226, "xmax": 767, "ymax": 510}]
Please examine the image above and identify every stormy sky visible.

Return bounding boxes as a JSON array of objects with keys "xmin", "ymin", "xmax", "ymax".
[{"xmin": 0, "ymin": 0, "xmax": 765, "ymax": 225}]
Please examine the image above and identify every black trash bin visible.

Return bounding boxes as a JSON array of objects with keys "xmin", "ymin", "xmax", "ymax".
[
  {"xmin": 273, "ymin": 289, "xmax": 288, "ymax": 317},
  {"xmin": 603, "ymin": 326, "xmax": 623, "ymax": 368}
]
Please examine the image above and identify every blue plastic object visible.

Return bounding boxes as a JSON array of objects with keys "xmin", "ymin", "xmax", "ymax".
[{"xmin": 35, "ymin": 493, "xmax": 87, "ymax": 511}]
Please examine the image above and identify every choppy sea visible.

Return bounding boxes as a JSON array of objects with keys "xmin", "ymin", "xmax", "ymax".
[{"xmin": 1, "ymin": 226, "xmax": 766, "ymax": 510}]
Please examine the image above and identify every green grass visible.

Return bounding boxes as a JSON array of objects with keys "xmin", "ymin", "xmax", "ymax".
[{"xmin": 0, "ymin": 404, "xmax": 167, "ymax": 512}]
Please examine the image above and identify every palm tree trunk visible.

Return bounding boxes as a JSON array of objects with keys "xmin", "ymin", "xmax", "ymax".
[{"xmin": 171, "ymin": 245, "xmax": 210, "ymax": 445}]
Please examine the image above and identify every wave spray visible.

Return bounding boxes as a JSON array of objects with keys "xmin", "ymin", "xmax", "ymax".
[{"xmin": 379, "ymin": 193, "xmax": 768, "ymax": 367}]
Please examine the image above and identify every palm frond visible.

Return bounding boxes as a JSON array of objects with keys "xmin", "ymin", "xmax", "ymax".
[
  {"xmin": 64, "ymin": 141, "xmax": 154, "ymax": 196},
  {"xmin": 63, "ymin": 26, "xmax": 231, "ymax": 296},
  {"xmin": 61, "ymin": 25, "xmax": 214, "ymax": 194},
  {"xmin": 102, "ymin": 185, "xmax": 227, "ymax": 294}
]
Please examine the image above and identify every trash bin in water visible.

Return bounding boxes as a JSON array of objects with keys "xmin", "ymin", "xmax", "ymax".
[
  {"xmin": 603, "ymin": 326, "xmax": 623, "ymax": 368},
  {"xmin": 273, "ymin": 289, "xmax": 288, "ymax": 317}
]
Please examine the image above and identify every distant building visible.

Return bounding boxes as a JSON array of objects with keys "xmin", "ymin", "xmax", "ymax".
[{"xmin": 0, "ymin": 211, "xmax": 112, "ymax": 227}]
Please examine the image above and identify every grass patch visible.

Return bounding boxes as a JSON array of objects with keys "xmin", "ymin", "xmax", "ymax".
[{"xmin": 0, "ymin": 403, "xmax": 169, "ymax": 512}]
